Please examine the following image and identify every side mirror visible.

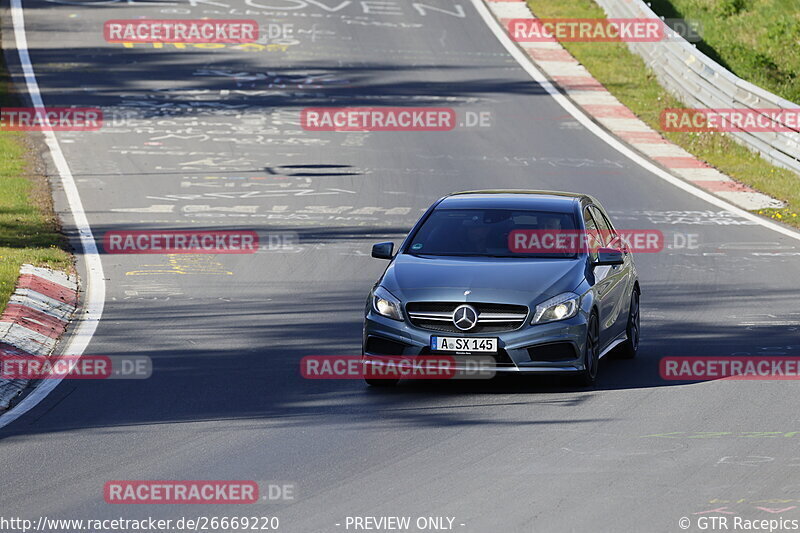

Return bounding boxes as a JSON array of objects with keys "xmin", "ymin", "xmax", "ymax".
[
  {"xmin": 594, "ymin": 247, "xmax": 624, "ymax": 266},
  {"xmin": 371, "ymin": 242, "xmax": 394, "ymax": 259},
  {"xmin": 607, "ymin": 234, "xmax": 628, "ymax": 253}
]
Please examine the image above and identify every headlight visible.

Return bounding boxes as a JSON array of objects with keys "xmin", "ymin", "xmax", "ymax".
[
  {"xmin": 532, "ymin": 292, "xmax": 580, "ymax": 324},
  {"xmin": 372, "ymin": 286, "xmax": 403, "ymax": 321}
]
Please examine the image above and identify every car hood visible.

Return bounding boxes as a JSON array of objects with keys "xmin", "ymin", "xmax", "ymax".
[{"xmin": 380, "ymin": 254, "xmax": 586, "ymax": 307}]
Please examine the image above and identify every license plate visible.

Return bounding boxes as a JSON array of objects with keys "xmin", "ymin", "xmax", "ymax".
[{"xmin": 431, "ymin": 336, "xmax": 498, "ymax": 353}]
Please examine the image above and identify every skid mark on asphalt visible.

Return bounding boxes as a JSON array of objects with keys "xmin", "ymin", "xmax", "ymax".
[
  {"xmin": 693, "ymin": 495, "xmax": 800, "ymax": 516},
  {"xmin": 609, "ymin": 210, "xmax": 758, "ymax": 226},
  {"xmin": 116, "ymin": 42, "xmax": 293, "ymax": 53},
  {"xmin": 125, "ymin": 255, "xmax": 233, "ymax": 276}
]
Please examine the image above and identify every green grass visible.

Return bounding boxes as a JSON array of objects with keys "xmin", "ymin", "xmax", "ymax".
[
  {"xmin": 526, "ymin": 0, "xmax": 800, "ymax": 228},
  {"xmin": 649, "ymin": 0, "xmax": 800, "ymax": 104},
  {"xmin": 0, "ymin": 29, "xmax": 73, "ymax": 312}
]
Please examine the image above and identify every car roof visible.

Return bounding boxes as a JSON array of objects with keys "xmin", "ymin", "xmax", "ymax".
[{"xmin": 438, "ymin": 190, "xmax": 594, "ymax": 212}]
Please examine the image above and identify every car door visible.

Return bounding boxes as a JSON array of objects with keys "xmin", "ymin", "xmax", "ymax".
[{"xmin": 590, "ymin": 205, "xmax": 633, "ymax": 343}]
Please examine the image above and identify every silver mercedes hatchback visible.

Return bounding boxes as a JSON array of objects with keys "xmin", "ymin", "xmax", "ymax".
[{"xmin": 362, "ymin": 190, "xmax": 641, "ymax": 387}]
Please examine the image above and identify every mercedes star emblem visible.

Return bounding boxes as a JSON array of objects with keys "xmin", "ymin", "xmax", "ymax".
[{"xmin": 453, "ymin": 304, "xmax": 478, "ymax": 331}]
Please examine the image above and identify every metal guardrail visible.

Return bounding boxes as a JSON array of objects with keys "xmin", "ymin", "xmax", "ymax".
[{"xmin": 593, "ymin": 0, "xmax": 800, "ymax": 176}]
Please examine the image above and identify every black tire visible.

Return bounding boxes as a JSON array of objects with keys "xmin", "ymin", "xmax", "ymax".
[
  {"xmin": 613, "ymin": 289, "xmax": 640, "ymax": 360},
  {"xmin": 364, "ymin": 378, "xmax": 399, "ymax": 387},
  {"xmin": 574, "ymin": 312, "xmax": 600, "ymax": 387}
]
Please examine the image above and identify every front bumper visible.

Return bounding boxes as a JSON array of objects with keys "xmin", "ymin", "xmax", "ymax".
[{"xmin": 363, "ymin": 309, "xmax": 589, "ymax": 374}]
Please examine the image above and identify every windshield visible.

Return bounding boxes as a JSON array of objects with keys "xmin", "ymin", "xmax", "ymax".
[{"xmin": 405, "ymin": 208, "xmax": 579, "ymax": 258}]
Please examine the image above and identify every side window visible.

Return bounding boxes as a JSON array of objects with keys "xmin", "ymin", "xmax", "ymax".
[
  {"xmin": 599, "ymin": 209, "xmax": 616, "ymax": 232},
  {"xmin": 582, "ymin": 206, "xmax": 600, "ymax": 261},
  {"xmin": 590, "ymin": 206, "xmax": 615, "ymax": 248}
]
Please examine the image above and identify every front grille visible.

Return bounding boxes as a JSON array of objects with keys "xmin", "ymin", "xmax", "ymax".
[
  {"xmin": 406, "ymin": 302, "xmax": 528, "ymax": 333},
  {"xmin": 527, "ymin": 342, "xmax": 578, "ymax": 362}
]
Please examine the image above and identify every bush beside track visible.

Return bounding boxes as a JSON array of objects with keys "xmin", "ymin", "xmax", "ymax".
[
  {"xmin": 526, "ymin": 0, "xmax": 800, "ymax": 228},
  {"xmin": 0, "ymin": 28, "xmax": 72, "ymax": 313}
]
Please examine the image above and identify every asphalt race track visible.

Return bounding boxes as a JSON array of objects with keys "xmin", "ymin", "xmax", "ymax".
[{"xmin": 2, "ymin": 1, "xmax": 800, "ymax": 532}]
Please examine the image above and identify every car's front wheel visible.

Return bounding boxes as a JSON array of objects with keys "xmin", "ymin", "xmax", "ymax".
[
  {"xmin": 574, "ymin": 312, "xmax": 600, "ymax": 387},
  {"xmin": 613, "ymin": 288, "xmax": 640, "ymax": 360}
]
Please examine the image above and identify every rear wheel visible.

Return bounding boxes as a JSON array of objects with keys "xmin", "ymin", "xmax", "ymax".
[
  {"xmin": 574, "ymin": 313, "xmax": 600, "ymax": 387},
  {"xmin": 613, "ymin": 289, "xmax": 640, "ymax": 360}
]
